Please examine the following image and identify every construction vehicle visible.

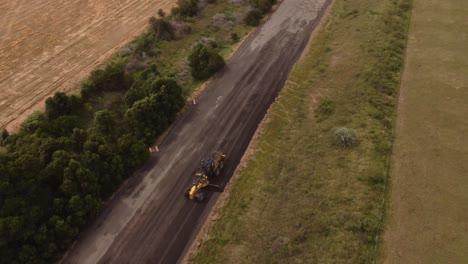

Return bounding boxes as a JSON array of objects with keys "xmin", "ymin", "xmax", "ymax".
[{"xmin": 185, "ymin": 151, "xmax": 225, "ymax": 202}]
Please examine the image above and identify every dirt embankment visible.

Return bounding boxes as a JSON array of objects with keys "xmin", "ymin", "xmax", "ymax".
[{"xmin": 0, "ymin": 0, "xmax": 175, "ymax": 131}]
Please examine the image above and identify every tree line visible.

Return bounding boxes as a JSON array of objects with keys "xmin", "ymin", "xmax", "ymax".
[{"xmin": 0, "ymin": 60, "xmax": 184, "ymax": 263}]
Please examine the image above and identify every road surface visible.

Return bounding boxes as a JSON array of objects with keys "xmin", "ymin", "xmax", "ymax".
[{"xmin": 60, "ymin": 0, "xmax": 330, "ymax": 263}]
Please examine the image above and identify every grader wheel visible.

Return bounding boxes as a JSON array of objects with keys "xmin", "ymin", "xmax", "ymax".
[{"xmin": 195, "ymin": 192, "xmax": 204, "ymax": 202}]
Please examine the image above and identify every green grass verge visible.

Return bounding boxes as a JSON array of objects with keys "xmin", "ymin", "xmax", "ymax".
[{"xmin": 192, "ymin": 0, "xmax": 412, "ymax": 263}]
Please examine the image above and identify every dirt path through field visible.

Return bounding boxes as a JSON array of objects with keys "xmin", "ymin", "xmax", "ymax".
[
  {"xmin": 0, "ymin": 0, "xmax": 175, "ymax": 131},
  {"xmin": 59, "ymin": 0, "xmax": 331, "ymax": 263},
  {"xmin": 383, "ymin": 0, "xmax": 468, "ymax": 263}
]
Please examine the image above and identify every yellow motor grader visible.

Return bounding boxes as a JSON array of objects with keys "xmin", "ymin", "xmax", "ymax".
[{"xmin": 185, "ymin": 151, "xmax": 225, "ymax": 202}]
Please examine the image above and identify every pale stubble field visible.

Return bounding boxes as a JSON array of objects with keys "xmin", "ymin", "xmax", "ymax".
[
  {"xmin": 383, "ymin": 0, "xmax": 468, "ymax": 263},
  {"xmin": 0, "ymin": 0, "xmax": 175, "ymax": 131}
]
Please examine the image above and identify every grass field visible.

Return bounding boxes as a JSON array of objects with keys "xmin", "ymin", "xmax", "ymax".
[
  {"xmin": 382, "ymin": 0, "xmax": 468, "ymax": 263},
  {"xmin": 190, "ymin": 0, "xmax": 412, "ymax": 263}
]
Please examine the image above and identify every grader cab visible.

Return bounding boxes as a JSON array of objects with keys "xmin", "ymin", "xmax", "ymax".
[{"xmin": 185, "ymin": 151, "xmax": 225, "ymax": 202}]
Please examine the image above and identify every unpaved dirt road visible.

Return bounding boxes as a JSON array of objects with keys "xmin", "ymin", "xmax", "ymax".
[
  {"xmin": 0, "ymin": 0, "xmax": 175, "ymax": 131},
  {"xmin": 60, "ymin": 0, "xmax": 330, "ymax": 263}
]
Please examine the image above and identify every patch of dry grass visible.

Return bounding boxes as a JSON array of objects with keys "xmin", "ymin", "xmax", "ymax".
[{"xmin": 383, "ymin": 0, "xmax": 468, "ymax": 262}]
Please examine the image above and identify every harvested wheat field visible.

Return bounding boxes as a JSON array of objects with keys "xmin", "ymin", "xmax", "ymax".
[{"xmin": 0, "ymin": 0, "xmax": 175, "ymax": 131}]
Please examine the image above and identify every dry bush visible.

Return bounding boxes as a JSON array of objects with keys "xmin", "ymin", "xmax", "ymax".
[{"xmin": 334, "ymin": 127, "xmax": 357, "ymax": 148}]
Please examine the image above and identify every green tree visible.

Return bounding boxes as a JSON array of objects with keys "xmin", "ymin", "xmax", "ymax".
[
  {"xmin": 38, "ymin": 136, "xmax": 72, "ymax": 163},
  {"xmin": 244, "ymin": 9, "xmax": 263, "ymax": 26},
  {"xmin": 149, "ymin": 16, "xmax": 174, "ymax": 41},
  {"xmin": 61, "ymin": 159, "xmax": 99, "ymax": 198},
  {"xmin": 189, "ymin": 43, "xmax": 225, "ymax": 80},
  {"xmin": 0, "ymin": 216, "xmax": 23, "ymax": 240},
  {"xmin": 84, "ymin": 194, "xmax": 101, "ymax": 219},
  {"xmin": 89, "ymin": 61, "xmax": 129, "ymax": 93},
  {"xmin": 134, "ymin": 32, "xmax": 156, "ymax": 53},
  {"xmin": 70, "ymin": 128, "xmax": 88, "ymax": 152},
  {"xmin": 45, "ymin": 92, "xmax": 70, "ymax": 119},
  {"xmin": 52, "ymin": 198, "xmax": 65, "ymax": 215},
  {"xmin": 249, "ymin": 0, "xmax": 276, "ymax": 13},
  {"xmin": 1, "ymin": 129, "xmax": 9, "ymax": 144},
  {"xmin": 125, "ymin": 83, "xmax": 149, "ymax": 107},
  {"xmin": 21, "ymin": 111, "xmax": 47, "ymax": 133},
  {"xmin": 40, "ymin": 150, "xmax": 71, "ymax": 190},
  {"xmin": 124, "ymin": 80, "xmax": 184, "ymax": 144},
  {"xmin": 48, "ymin": 215, "xmax": 77, "ymax": 250},
  {"xmin": 117, "ymin": 134, "xmax": 149, "ymax": 174},
  {"xmin": 80, "ymin": 80, "xmax": 96, "ymax": 100},
  {"xmin": 18, "ymin": 245, "xmax": 40, "ymax": 264},
  {"xmin": 45, "ymin": 93, "xmax": 82, "ymax": 119},
  {"xmin": 67, "ymin": 195, "xmax": 86, "ymax": 228},
  {"xmin": 94, "ymin": 110, "xmax": 116, "ymax": 135},
  {"xmin": 48, "ymin": 115, "xmax": 80, "ymax": 136},
  {"xmin": 124, "ymin": 95, "xmax": 165, "ymax": 141}
]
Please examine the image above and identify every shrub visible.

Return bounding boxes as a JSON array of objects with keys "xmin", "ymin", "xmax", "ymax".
[
  {"xmin": 80, "ymin": 80, "xmax": 96, "ymax": 100},
  {"xmin": 125, "ymin": 54, "xmax": 149, "ymax": 73},
  {"xmin": 348, "ymin": 215, "xmax": 380, "ymax": 243},
  {"xmin": 48, "ymin": 115, "xmax": 80, "ymax": 137},
  {"xmin": 45, "ymin": 93, "xmax": 83, "ymax": 119},
  {"xmin": 198, "ymin": 37, "xmax": 219, "ymax": 48},
  {"xmin": 158, "ymin": 9, "xmax": 166, "ymax": 17},
  {"xmin": 249, "ymin": 0, "xmax": 276, "ymax": 13},
  {"xmin": 172, "ymin": 0, "xmax": 199, "ymax": 18},
  {"xmin": 125, "ymin": 94, "xmax": 182, "ymax": 143},
  {"xmin": 367, "ymin": 174, "xmax": 385, "ymax": 187},
  {"xmin": 189, "ymin": 43, "xmax": 225, "ymax": 80},
  {"xmin": 149, "ymin": 16, "xmax": 175, "ymax": 41},
  {"xmin": 171, "ymin": 21, "xmax": 193, "ymax": 38},
  {"xmin": 124, "ymin": 76, "xmax": 184, "ymax": 143},
  {"xmin": 21, "ymin": 111, "xmax": 47, "ymax": 133},
  {"xmin": 244, "ymin": 9, "xmax": 263, "ymax": 26},
  {"xmin": 213, "ymin": 13, "xmax": 235, "ymax": 30},
  {"xmin": 88, "ymin": 61, "xmax": 129, "ymax": 93},
  {"xmin": 334, "ymin": 127, "xmax": 357, "ymax": 147},
  {"xmin": 231, "ymin": 32, "xmax": 239, "ymax": 42},
  {"xmin": 134, "ymin": 32, "xmax": 156, "ymax": 53},
  {"xmin": 94, "ymin": 110, "xmax": 116, "ymax": 134},
  {"xmin": 0, "ymin": 129, "xmax": 9, "ymax": 143},
  {"xmin": 46, "ymin": 93, "xmax": 70, "ymax": 119},
  {"xmin": 316, "ymin": 98, "xmax": 336, "ymax": 116}
]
